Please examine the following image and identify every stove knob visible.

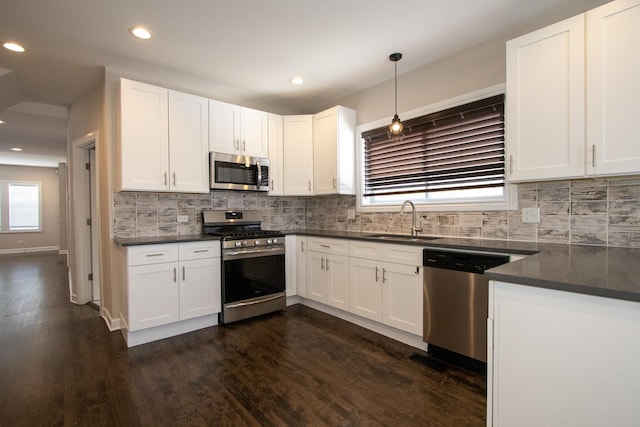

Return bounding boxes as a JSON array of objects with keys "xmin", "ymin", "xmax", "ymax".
[
  {"xmin": 242, "ymin": 240, "xmax": 248, "ymax": 247},
  {"xmin": 234, "ymin": 241, "xmax": 242, "ymax": 247},
  {"xmin": 255, "ymin": 239, "xmax": 261, "ymax": 246},
  {"xmin": 267, "ymin": 239, "xmax": 273, "ymax": 245},
  {"xmin": 272, "ymin": 237, "xmax": 279, "ymax": 244}
]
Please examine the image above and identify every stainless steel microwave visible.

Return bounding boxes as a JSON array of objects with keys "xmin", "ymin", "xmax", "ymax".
[{"xmin": 209, "ymin": 152, "xmax": 270, "ymax": 192}]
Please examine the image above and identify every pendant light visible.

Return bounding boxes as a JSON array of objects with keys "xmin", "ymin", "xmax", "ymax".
[{"xmin": 389, "ymin": 52, "xmax": 403, "ymax": 135}]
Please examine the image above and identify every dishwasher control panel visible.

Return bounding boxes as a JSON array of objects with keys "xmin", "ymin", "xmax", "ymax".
[{"xmin": 423, "ymin": 249, "xmax": 509, "ymax": 274}]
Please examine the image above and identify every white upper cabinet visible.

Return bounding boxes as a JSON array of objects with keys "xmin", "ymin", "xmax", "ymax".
[
  {"xmin": 506, "ymin": 15, "xmax": 585, "ymax": 181},
  {"xmin": 119, "ymin": 78, "xmax": 170, "ymax": 191},
  {"xmin": 168, "ymin": 90, "xmax": 209, "ymax": 193},
  {"xmin": 208, "ymin": 99, "xmax": 269, "ymax": 158},
  {"xmin": 313, "ymin": 105, "xmax": 356, "ymax": 195},
  {"xmin": 506, "ymin": 0, "xmax": 640, "ymax": 182},
  {"xmin": 586, "ymin": 0, "xmax": 640, "ymax": 176},
  {"xmin": 118, "ymin": 78, "xmax": 209, "ymax": 193},
  {"xmin": 283, "ymin": 115, "xmax": 314, "ymax": 195},
  {"xmin": 268, "ymin": 113, "xmax": 284, "ymax": 195}
]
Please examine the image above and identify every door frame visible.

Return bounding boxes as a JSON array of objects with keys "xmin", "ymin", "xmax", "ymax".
[{"xmin": 69, "ymin": 131, "xmax": 102, "ymax": 307}]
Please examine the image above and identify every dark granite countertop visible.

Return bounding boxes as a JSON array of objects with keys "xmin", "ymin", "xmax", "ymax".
[
  {"xmin": 113, "ymin": 229, "xmax": 640, "ymax": 304},
  {"xmin": 115, "ymin": 234, "xmax": 221, "ymax": 246},
  {"xmin": 289, "ymin": 229, "xmax": 640, "ymax": 304}
]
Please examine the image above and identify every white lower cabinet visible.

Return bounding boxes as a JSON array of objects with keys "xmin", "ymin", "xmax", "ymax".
[
  {"xmin": 306, "ymin": 237, "xmax": 350, "ymax": 310},
  {"xmin": 123, "ymin": 241, "xmax": 221, "ymax": 345},
  {"xmin": 488, "ymin": 280, "xmax": 640, "ymax": 426},
  {"xmin": 348, "ymin": 241, "xmax": 423, "ymax": 336}
]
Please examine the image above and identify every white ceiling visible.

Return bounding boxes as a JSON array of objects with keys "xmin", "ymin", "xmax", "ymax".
[{"xmin": 0, "ymin": 0, "xmax": 608, "ymax": 167}]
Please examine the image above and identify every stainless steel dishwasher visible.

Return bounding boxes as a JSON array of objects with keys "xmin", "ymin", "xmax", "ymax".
[{"xmin": 423, "ymin": 249, "xmax": 509, "ymax": 362}]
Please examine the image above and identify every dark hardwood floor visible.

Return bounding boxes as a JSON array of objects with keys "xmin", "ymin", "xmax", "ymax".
[{"xmin": 0, "ymin": 253, "xmax": 486, "ymax": 426}]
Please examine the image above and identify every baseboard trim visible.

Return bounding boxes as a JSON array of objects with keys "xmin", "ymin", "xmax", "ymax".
[
  {"xmin": 121, "ymin": 315, "xmax": 218, "ymax": 347},
  {"xmin": 0, "ymin": 246, "xmax": 60, "ymax": 255},
  {"xmin": 102, "ymin": 307, "xmax": 122, "ymax": 332}
]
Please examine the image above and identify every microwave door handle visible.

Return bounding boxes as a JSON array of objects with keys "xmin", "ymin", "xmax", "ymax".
[{"xmin": 256, "ymin": 161, "xmax": 262, "ymax": 190}]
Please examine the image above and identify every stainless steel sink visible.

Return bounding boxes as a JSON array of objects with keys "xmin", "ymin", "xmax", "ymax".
[{"xmin": 365, "ymin": 233, "xmax": 441, "ymax": 242}]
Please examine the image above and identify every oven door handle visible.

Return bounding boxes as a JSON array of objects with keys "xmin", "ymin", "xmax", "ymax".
[
  {"xmin": 256, "ymin": 161, "xmax": 262, "ymax": 190},
  {"xmin": 226, "ymin": 293, "xmax": 285, "ymax": 309},
  {"xmin": 223, "ymin": 246, "xmax": 285, "ymax": 260}
]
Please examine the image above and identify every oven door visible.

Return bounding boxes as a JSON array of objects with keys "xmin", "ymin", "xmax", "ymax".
[
  {"xmin": 220, "ymin": 245, "xmax": 286, "ymax": 323},
  {"xmin": 210, "ymin": 152, "xmax": 269, "ymax": 191}
]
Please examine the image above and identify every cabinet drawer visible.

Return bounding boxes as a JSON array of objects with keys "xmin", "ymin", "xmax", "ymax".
[
  {"xmin": 350, "ymin": 240, "xmax": 384, "ymax": 260},
  {"xmin": 128, "ymin": 244, "xmax": 179, "ymax": 266},
  {"xmin": 382, "ymin": 244, "xmax": 423, "ymax": 266},
  {"xmin": 307, "ymin": 237, "xmax": 349, "ymax": 256},
  {"xmin": 179, "ymin": 241, "xmax": 220, "ymax": 260}
]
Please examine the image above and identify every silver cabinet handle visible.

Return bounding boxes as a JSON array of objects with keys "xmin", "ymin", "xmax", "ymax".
[
  {"xmin": 193, "ymin": 249, "xmax": 209, "ymax": 253},
  {"xmin": 242, "ymin": 140, "xmax": 246, "ymax": 151},
  {"xmin": 320, "ymin": 244, "xmax": 330, "ymax": 248},
  {"xmin": 301, "ymin": 241, "xmax": 305, "ymax": 252},
  {"xmin": 509, "ymin": 155, "xmax": 513, "ymax": 175},
  {"xmin": 173, "ymin": 172, "xmax": 176, "ymax": 186},
  {"xmin": 308, "ymin": 180, "xmax": 311, "ymax": 191},
  {"xmin": 173, "ymin": 267, "xmax": 177, "ymax": 283},
  {"xmin": 333, "ymin": 177, "xmax": 337, "ymax": 189},
  {"xmin": 326, "ymin": 258, "xmax": 330, "ymax": 270},
  {"xmin": 271, "ymin": 179, "xmax": 274, "ymax": 190},
  {"xmin": 382, "ymin": 268, "xmax": 387, "ymax": 283},
  {"xmin": 182, "ymin": 266, "xmax": 185, "ymax": 281},
  {"xmin": 321, "ymin": 257, "xmax": 325, "ymax": 270},
  {"xmin": 592, "ymin": 145, "xmax": 596, "ymax": 168},
  {"xmin": 375, "ymin": 266, "xmax": 380, "ymax": 282},
  {"xmin": 164, "ymin": 172, "xmax": 168, "ymax": 186},
  {"xmin": 145, "ymin": 253, "xmax": 164, "ymax": 257}
]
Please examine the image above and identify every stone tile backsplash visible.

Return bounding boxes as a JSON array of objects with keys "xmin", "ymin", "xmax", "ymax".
[{"xmin": 113, "ymin": 176, "xmax": 640, "ymax": 248}]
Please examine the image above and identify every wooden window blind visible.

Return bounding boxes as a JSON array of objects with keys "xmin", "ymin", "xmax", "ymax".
[{"xmin": 362, "ymin": 94, "xmax": 505, "ymax": 197}]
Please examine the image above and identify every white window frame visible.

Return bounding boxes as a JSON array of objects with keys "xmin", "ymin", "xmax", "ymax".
[
  {"xmin": 0, "ymin": 180, "xmax": 43, "ymax": 233},
  {"xmin": 356, "ymin": 84, "xmax": 517, "ymax": 213}
]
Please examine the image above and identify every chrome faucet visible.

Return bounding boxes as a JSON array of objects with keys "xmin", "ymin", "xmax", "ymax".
[{"xmin": 400, "ymin": 200, "xmax": 422, "ymax": 236}]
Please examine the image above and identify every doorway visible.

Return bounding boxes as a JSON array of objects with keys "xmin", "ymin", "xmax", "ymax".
[{"xmin": 69, "ymin": 132, "xmax": 101, "ymax": 308}]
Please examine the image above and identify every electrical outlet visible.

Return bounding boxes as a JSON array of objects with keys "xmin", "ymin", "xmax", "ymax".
[
  {"xmin": 522, "ymin": 207, "xmax": 540, "ymax": 224},
  {"xmin": 177, "ymin": 215, "xmax": 189, "ymax": 223},
  {"xmin": 347, "ymin": 209, "xmax": 356, "ymax": 220}
]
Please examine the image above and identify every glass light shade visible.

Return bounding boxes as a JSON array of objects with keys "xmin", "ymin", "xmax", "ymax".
[{"xmin": 390, "ymin": 114, "xmax": 403, "ymax": 134}]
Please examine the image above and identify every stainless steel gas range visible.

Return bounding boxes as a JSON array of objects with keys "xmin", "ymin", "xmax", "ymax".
[{"xmin": 202, "ymin": 210, "xmax": 286, "ymax": 324}]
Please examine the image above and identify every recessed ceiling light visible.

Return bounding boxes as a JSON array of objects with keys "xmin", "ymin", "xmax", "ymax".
[
  {"xmin": 289, "ymin": 76, "xmax": 304, "ymax": 85},
  {"xmin": 129, "ymin": 26, "xmax": 152, "ymax": 40},
  {"xmin": 0, "ymin": 120, "xmax": 5, "ymax": 124},
  {"xmin": 10, "ymin": 147, "xmax": 23, "ymax": 152},
  {"xmin": 3, "ymin": 42, "xmax": 25, "ymax": 53}
]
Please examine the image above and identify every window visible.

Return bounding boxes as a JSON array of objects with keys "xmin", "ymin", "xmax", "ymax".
[
  {"xmin": 357, "ymin": 86, "xmax": 516, "ymax": 211},
  {"xmin": 0, "ymin": 181, "xmax": 42, "ymax": 232}
]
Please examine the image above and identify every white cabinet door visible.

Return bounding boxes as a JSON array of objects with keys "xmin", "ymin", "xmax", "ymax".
[
  {"xmin": 179, "ymin": 257, "xmax": 221, "ymax": 320},
  {"xmin": 296, "ymin": 237, "xmax": 308, "ymax": 298},
  {"xmin": 506, "ymin": 15, "xmax": 586, "ymax": 182},
  {"xmin": 283, "ymin": 115, "xmax": 314, "ymax": 195},
  {"xmin": 382, "ymin": 262, "xmax": 423, "ymax": 336},
  {"xmin": 168, "ymin": 90, "xmax": 209, "ymax": 193},
  {"xmin": 587, "ymin": 0, "xmax": 640, "ymax": 176},
  {"xmin": 128, "ymin": 262, "xmax": 179, "ymax": 331},
  {"xmin": 208, "ymin": 99, "xmax": 240, "ymax": 154},
  {"xmin": 119, "ymin": 78, "xmax": 170, "ymax": 191},
  {"xmin": 313, "ymin": 106, "xmax": 356, "ymax": 195},
  {"xmin": 326, "ymin": 254, "xmax": 349, "ymax": 310},
  {"xmin": 240, "ymin": 107, "xmax": 269, "ymax": 158},
  {"xmin": 307, "ymin": 251, "xmax": 326, "ymax": 303},
  {"xmin": 349, "ymin": 256, "xmax": 383, "ymax": 322},
  {"xmin": 268, "ymin": 113, "xmax": 284, "ymax": 195}
]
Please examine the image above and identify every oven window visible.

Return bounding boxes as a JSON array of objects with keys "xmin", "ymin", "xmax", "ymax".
[
  {"xmin": 223, "ymin": 254, "xmax": 285, "ymax": 303},
  {"xmin": 215, "ymin": 161, "xmax": 257, "ymax": 185}
]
